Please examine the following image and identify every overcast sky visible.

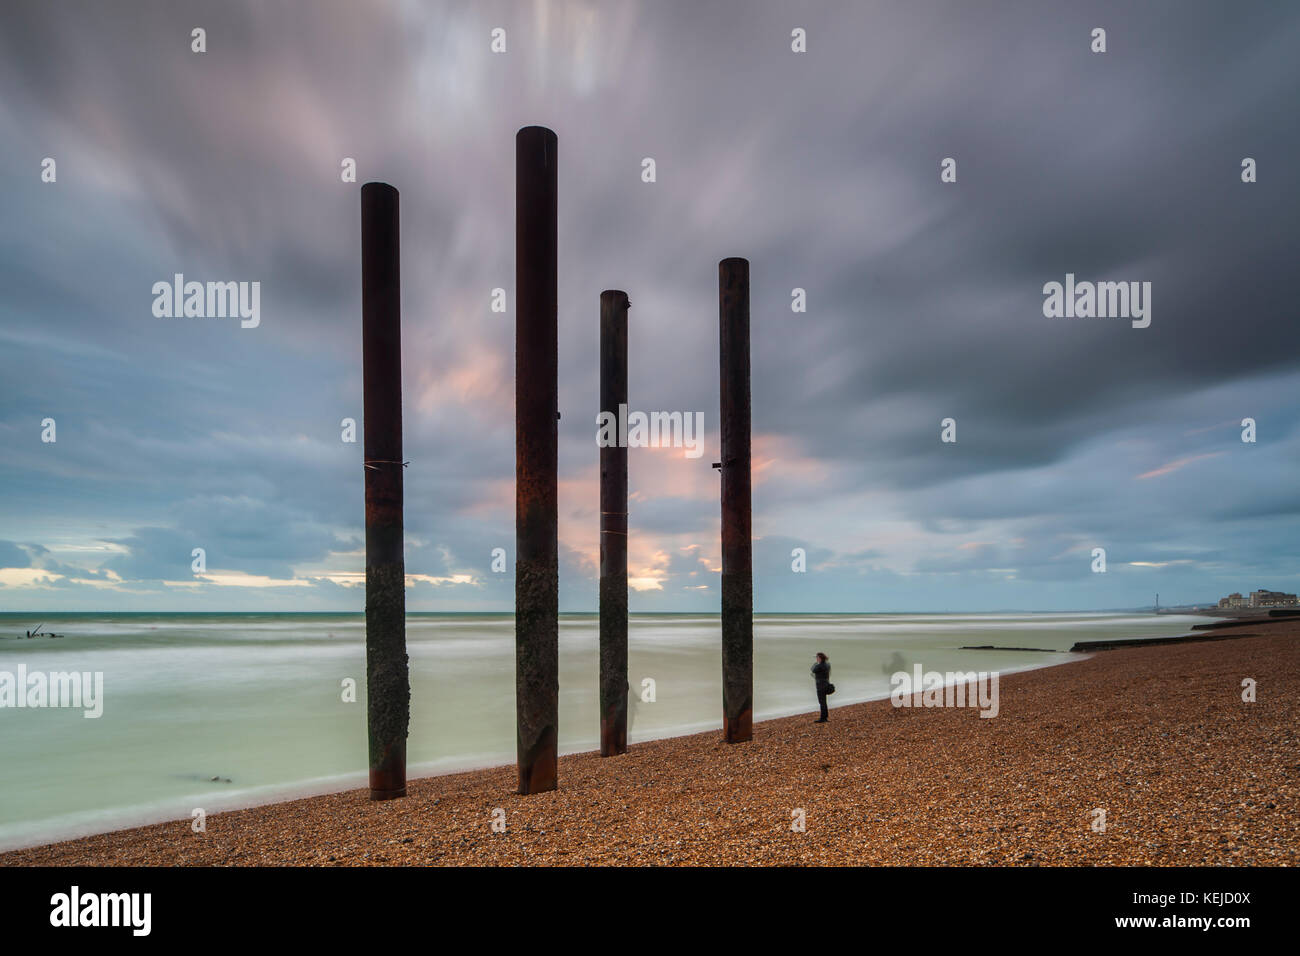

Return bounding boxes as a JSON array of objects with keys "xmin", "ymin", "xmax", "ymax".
[{"xmin": 1, "ymin": 0, "xmax": 1297, "ymax": 613}]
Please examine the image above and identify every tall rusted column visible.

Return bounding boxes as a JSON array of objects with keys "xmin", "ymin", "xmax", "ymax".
[
  {"xmin": 361, "ymin": 181, "xmax": 408, "ymax": 799},
  {"xmin": 515, "ymin": 126, "xmax": 559, "ymax": 793},
  {"xmin": 718, "ymin": 257, "xmax": 753, "ymax": 743},
  {"xmin": 599, "ymin": 290, "xmax": 629, "ymax": 756}
]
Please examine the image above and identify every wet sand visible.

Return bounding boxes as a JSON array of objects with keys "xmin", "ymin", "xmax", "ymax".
[{"xmin": 4, "ymin": 620, "xmax": 1296, "ymax": 866}]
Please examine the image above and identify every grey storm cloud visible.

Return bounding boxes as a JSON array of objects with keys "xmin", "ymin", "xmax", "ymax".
[
  {"xmin": 1, "ymin": 0, "xmax": 1297, "ymax": 611},
  {"xmin": 0, "ymin": 541, "xmax": 31, "ymax": 568}
]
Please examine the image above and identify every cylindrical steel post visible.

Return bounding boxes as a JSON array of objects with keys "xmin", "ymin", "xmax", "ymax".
[
  {"xmin": 361, "ymin": 182, "xmax": 409, "ymax": 799},
  {"xmin": 718, "ymin": 257, "xmax": 753, "ymax": 743},
  {"xmin": 599, "ymin": 290, "xmax": 629, "ymax": 756},
  {"xmin": 515, "ymin": 126, "xmax": 559, "ymax": 793}
]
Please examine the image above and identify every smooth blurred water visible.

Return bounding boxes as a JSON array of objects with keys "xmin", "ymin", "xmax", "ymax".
[{"xmin": 0, "ymin": 610, "xmax": 1209, "ymax": 850}]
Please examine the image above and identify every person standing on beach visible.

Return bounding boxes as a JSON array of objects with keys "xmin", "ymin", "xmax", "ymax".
[{"xmin": 811, "ymin": 652, "xmax": 833, "ymax": 723}]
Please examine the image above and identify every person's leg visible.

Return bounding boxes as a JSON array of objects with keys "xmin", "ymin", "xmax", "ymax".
[{"xmin": 818, "ymin": 689, "xmax": 828, "ymax": 721}]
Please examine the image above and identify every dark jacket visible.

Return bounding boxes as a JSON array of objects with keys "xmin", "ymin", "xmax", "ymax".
[{"xmin": 811, "ymin": 659, "xmax": 831, "ymax": 690}]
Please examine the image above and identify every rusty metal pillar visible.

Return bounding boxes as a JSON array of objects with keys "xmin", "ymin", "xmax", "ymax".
[
  {"xmin": 718, "ymin": 257, "xmax": 753, "ymax": 743},
  {"xmin": 361, "ymin": 181, "xmax": 408, "ymax": 799},
  {"xmin": 515, "ymin": 126, "xmax": 559, "ymax": 793},
  {"xmin": 599, "ymin": 290, "xmax": 629, "ymax": 756}
]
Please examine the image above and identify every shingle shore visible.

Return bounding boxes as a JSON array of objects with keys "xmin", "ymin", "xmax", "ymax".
[{"xmin": 4, "ymin": 621, "xmax": 1296, "ymax": 866}]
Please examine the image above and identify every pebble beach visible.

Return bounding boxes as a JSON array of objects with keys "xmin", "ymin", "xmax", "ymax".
[{"xmin": 4, "ymin": 619, "xmax": 1296, "ymax": 867}]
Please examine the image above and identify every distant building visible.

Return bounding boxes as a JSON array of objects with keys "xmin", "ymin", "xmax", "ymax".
[
  {"xmin": 1248, "ymin": 589, "xmax": 1298, "ymax": 608},
  {"xmin": 1217, "ymin": 589, "xmax": 1296, "ymax": 609}
]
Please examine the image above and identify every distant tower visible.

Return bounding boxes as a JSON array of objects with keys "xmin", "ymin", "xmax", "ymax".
[{"xmin": 1155, "ymin": 593, "xmax": 1160, "ymax": 614}]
